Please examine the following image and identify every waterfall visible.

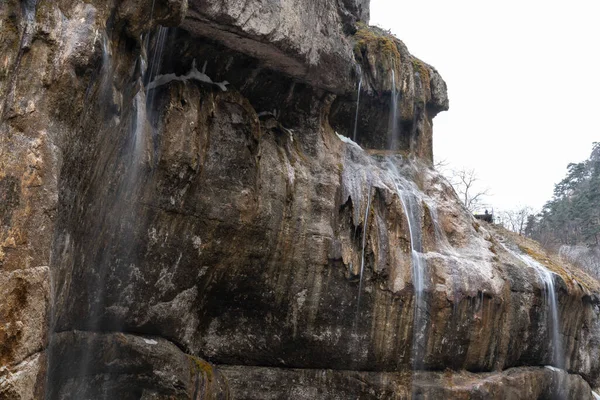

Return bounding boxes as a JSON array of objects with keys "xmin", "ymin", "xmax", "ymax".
[
  {"xmin": 385, "ymin": 160, "xmax": 428, "ymax": 373},
  {"xmin": 95, "ymin": 31, "xmax": 114, "ymax": 104},
  {"xmin": 389, "ymin": 69, "xmax": 399, "ymax": 151},
  {"xmin": 132, "ymin": 89, "xmax": 148, "ymax": 167},
  {"xmin": 69, "ymin": 25, "xmax": 169, "ymax": 396},
  {"xmin": 145, "ymin": 26, "xmax": 169, "ymax": 113},
  {"xmin": 502, "ymin": 244, "xmax": 564, "ymax": 368},
  {"xmin": 356, "ymin": 183, "xmax": 372, "ymax": 314},
  {"xmin": 425, "ymin": 201, "xmax": 456, "ymax": 257},
  {"xmin": 101, "ymin": 33, "xmax": 110, "ymax": 71},
  {"xmin": 352, "ymin": 74, "xmax": 362, "ymax": 143},
  {"xmin": 521, "ymin": 253, "xmax": 564, "ymax": 369}
]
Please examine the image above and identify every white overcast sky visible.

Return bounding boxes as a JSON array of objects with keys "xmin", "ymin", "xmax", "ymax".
[{"xmin": 370, "ymin": 0, "xmax": 599, "ymax": 212}]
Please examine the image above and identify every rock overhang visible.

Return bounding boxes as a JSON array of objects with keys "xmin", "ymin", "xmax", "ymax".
[
  {"xmin": 8, "ymin": 1, "xmax": 600, "ymax": 399},
  {"xmin": 180, "ymin": 0, "xmax": 448, "ymax": 161},
  {"xmin": 181, "ymin": 0, "xmax": 362, "ymax": 94}
]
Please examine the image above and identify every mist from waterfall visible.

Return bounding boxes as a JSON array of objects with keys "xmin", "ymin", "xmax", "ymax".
[{"xmin": 68, "ymin": 26, "xmax": 170, "ymax": 393}]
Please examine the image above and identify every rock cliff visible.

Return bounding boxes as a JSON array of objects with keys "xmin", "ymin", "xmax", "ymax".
[{"xmin": 0, "ymin": 0, "xmax": 599, "ymax": 399}]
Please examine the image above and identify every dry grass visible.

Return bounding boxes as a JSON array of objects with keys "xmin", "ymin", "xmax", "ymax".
[{"xmin": 493, "ymin": 225, "xmax": 600, "ymax": 292}]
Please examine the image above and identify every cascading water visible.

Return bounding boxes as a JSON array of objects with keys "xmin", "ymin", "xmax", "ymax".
[
  {"xmin": 145, "ymin": 26, "xmax": 169, "ymax": 111},
  {"xmin": 386, "ymin": 161, "xmax": 428, "ymax": 373},
  {"xmin": 356, "ymin": 183, "xmax": 372, "ymax": 314},
  {"xmin": 101, "ymin": 33, "xmax": 111, "ymax": 72},
  {"xmin": 388, "ymin": 68, "xmax": 399, "ymax": 151},
  {"xmin": 385, "ymin": 65, "xmax": 429, "ymax": 388},
  {"xmin": 502, "ymin": 244, "xmax": 564, "ymax": 368},
  {"xmin": 522, "ymin": 253, "xmax": 564, "ymax": 369},
  {"xmin": 352, "ymin": 72, "xmax": 363, "ymax": 143},
  {"xmin": 425, "ymin": 201, "xmax": 457, "ymax": 257},
  {"xmin": 66, "ymin": 26, "xmax": 170, "ymax": 397},
  {"xmin": 143, "ymin": 26, "xmax": 169, "ymax": 160}
]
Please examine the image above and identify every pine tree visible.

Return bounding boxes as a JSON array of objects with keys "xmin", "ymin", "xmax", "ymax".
[{"xmin": 532, "ymin": 142, "xmax": 600, "ymax": 248}]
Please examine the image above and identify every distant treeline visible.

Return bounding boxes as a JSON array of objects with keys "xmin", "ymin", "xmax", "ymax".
[{"xmin": 526, "ymin": 142, "xmax": 600, "ymax": 248}]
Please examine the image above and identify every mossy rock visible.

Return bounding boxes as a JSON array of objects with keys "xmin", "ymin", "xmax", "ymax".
[
  {"xmin": 353, "ymin": 23, "xmax": 401, "ymax": 76},
  {"xmin": 188, "ymin": 355, "xmax": 215, "ymax": 382},
  {"xmin": 411, "ymin": 58, "xmax": 430, "ymax": 82},
  {"xmin": 517, "ymin": 244, "xmax": 575, "ymax": 287}
]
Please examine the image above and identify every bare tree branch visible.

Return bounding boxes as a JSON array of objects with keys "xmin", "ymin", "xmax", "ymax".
[
  {"xmin": 434, "ymin": 158, "xmax": 449, "ymax": 171},
  {"xmin": 445, "ymin": 168, "xmax": 490, "ymax": 213},
  {"xmin": 500, "ymin": 206, "xmax": 533, "ymax": 235}
]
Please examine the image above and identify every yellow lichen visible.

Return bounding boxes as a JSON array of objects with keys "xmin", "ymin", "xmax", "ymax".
[
  {"xmin": 411, "ymin": 58, "xmax": 430, "ymax": 82},
  {"xmin": 494, "ymin": 226, "xmax": 600, "ymax": 292},
  {"xmin": 518, "ymin": 244, "xmax": 576, "ymax": 287},
  {"xmin": 353, "ymin": 23, "xmax": 401, "ymax": 74},
  {"xmin": 188, "ymin": 355, "xmax": 214, "ymax": 383}
]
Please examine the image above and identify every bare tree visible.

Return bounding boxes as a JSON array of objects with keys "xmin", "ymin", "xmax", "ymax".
[
  {"xmin": 447, "ymin": 168, "xmax": 490, "ymax": 213},
  {"xmin": 434, "ymin": 158, "xmax": 449, "ymax": 171},
  {"xmin": 501, "ymin": 206, "xmax": 533, "ymax": 235}
]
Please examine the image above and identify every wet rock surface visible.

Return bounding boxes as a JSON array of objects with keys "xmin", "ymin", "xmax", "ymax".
[
  {"xmin": 221, "ymin": 365, "xmax": 595, "ymax": 400},
  {"xmin": 330, "ymin": 25, "xmax": 449, "ymax": 160},
  {"xmin": 0, "ymin": 0, "xmax": 599, "ymax": 399},
  {"xmin": 47, "ymin": 331, "xmax": 228, "ymax": 400}
]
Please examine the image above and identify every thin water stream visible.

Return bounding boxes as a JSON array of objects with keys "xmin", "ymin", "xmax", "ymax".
[
  {"xmin": 65, "ymin": 25, "xmax": 170, "ymax": 396},
  {"xmin": 389, "ymin": 69, "xmax": 399, "ymax": 150},
  {"xmin": 353, "ymin": 74, "xmax": 362, "ymax": 143},
  {"xmin": 386, "ymin": 161, "xmax": 428, "ymax": 373},
  {"xmin": 356, "ymin": 183, "xmax": 372, "ymax": 314},
  {"xmin": 502, "ymin": 243, "xmax": 564, "ymax": 368}
]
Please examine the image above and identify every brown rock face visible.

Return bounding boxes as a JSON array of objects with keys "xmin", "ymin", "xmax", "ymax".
[
  {"xmin": 47, "ymin": 331, "xmax": 228, "ymax": 400},
  {"xmin": 220, "ymin": 365, "xmax": 594, "ymax": 400},
  {"xmin": 1, "ymin": 0, "xmax": 599, "ymax": 399},
  {"xmin": 329, "ymin": 25, "xmax": 449, "ymax": 161}
]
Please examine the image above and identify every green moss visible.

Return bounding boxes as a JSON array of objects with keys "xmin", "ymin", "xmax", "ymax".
[
  {"xmin": 188, "ymin": 356, "xmax": 214, "ymax": 383},
  {"xmin": 411, "ymin": 58, "xmax": 430, "ymax": 81},
  {"xmin": 353, "ymin": 24, "xmax": 401, "ymax": 70}
]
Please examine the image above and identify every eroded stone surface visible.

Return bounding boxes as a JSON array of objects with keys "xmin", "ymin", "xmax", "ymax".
[
  {"xmin": 47, "ymin": 331, "xmax": 229, "ymax": 399},
  {"xmin": 0, "ymin": 352, "xmax": 46, "ymax": 400},
  {"xmin": 183, "ymin": 0, "xmax": 369, "ymax": 94},
  {"xmin": 220, "ymin": 365, "xmax": 595, "ymax": 400},
  {"xmin": 1, "ymin": 0, "xmax": 599, "ymax": 399},
  {"xmin": 48, "ymin": 69, "xmax": 600, "ymax": 386},
  {"xmin": 0, "ymin": 267, "xmax": 49, "ymax": 368}
]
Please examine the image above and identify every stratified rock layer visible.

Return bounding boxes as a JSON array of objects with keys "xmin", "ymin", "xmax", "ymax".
[
  {"xmin": 0, "ymin": 0, "xmax": 599, "ymax": 399},
  {"xmin": 47, "ymin": 331, "xmax": 228, "ymax": 400},
  {"xmin": 220, "ymin": 365, "xmax": 594, "ymax": 400}
]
